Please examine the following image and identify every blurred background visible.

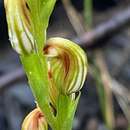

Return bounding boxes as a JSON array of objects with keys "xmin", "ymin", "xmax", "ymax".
[{"xmin": 0, "ymin": 0, "xmax": 130, "ymax": 130}]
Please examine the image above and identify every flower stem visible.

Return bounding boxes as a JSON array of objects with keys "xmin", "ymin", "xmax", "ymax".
[
  {"xmin": 20, "ymin": 54, "xmax": 56, "ymax": 128},
  {"xmin": 51, "ymin": 94, "xmax": 80, "ymax": 130},
  {"xmin": 128, "ymin": 124, "xmax": 130, "ymax": 130},
  {"xmin": 84, "ymin": 0, "xmax": 93, "ymax": 29}
]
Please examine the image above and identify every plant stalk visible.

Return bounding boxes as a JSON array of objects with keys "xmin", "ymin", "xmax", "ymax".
[
  {"xmin": 128, "ymin": 124, "xmax": 130, "ymax": 130},
  {"xmin": 84, "ymin": 0, "xmax": 93, "ymax": 29}
]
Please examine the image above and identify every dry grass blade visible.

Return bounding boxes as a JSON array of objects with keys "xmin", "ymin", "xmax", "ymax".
[
  {"xmin": 112, "ymin": 44, "xmax": 130, "ymax": 77},
  {"xmin": 62, "ymin": 0, "xmax": 85, "ymax": 36},
  {"xmin": 94, "ymin": 50, "xmax": 114, "ymax": 130},
  {"xmin": 94, "ymin": 50, "xmax": 130, "ymax": 128},
  {"xmin": 111, "ymin": 80, "xmax": 130, "ymax": 123}
]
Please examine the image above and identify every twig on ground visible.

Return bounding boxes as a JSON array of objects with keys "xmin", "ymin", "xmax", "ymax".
[
  {"xmin": 75, "ymin": 8, "xmax": 130, "ymax": 49},
  {"xmin": 62, "ymin": 1, "xmax": 130, "ymax": 50}
]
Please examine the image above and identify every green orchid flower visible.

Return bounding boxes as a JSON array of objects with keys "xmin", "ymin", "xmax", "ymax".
[
  {"xmin": 22, "ymin": 107, "xmax": 48, "ymax": 130},
  {"xmin": 5, "ymin": 0, "xmax": 34, "ymax": 54},
  {"xmin": 44, "ymin": 37, "xmax": 87, "ymax": 107}
]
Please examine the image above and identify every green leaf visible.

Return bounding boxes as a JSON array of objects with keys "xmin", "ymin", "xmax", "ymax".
[
  {"xmin": 27, "ymin": 0, "xmax": 56, "ymax": 51},
  {"xmin": 54, "ymin": 93, "xmax": 80, "ymax": 130},
  {"xmin": 20, "ymin": 54, "xmax": 56, "ymax": 128}
]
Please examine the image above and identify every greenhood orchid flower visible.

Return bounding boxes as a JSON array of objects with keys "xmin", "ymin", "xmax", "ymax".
[
  {"xmin": 22, "ymin": 108, "xmax": 48, "ymax": 130},
  {"xmin": 4, "ymin": 0, "xmax": 34, "ymax": 55},
  {"xmin": 44, "ymin": 37, "xmax": 87, "ymax": 107}
]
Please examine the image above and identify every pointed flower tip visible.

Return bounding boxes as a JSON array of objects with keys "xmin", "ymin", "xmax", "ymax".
[
  {"xmin": 44, "ymin": 37, "xmax": 87, "ymax": 106},
  {"xmin": 22, "ymin": 108, "xmax": 48, "ymax": 130},
  {"xmin": 4, "ymin": 0, "xmax": 34, "ymax": 55}
]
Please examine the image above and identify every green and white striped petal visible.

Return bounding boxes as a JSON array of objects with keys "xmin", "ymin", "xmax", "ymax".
[
  {"xmin": 22, "ymin": 108, "xmax": 48, "ymax": 130},
  {"xmin": 4, "ymin": 0, "xmax": 34, "ymax": 54},
  {"xmin": 44, "ymin": 37, "xmax": 87, "ymax": 106}
]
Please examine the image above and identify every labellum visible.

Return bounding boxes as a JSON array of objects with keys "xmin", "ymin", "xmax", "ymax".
[
  {"xmin": 4, "ymin": 0, "xmax": 34, "ymax": 54},
  {"xmin": 44, "ymin": 37, "xmax": 87, "ymax": 107},
  {"xmin": 22, "ymin": 108, "xmax": 48, "ymax": 130}
]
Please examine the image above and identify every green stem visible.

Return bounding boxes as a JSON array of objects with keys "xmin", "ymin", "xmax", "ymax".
[
  {"xmin": 84, "ymin": 0, "xmax": 93, "ymax": 29},
  {"xmin": 128, "ymin": 124, "xmax": 130, "ymax": 130},
  {"xmin": 51, "ymin": 94, "xmax": 80, "ymax": 130},
  {"xmin": 20, "ymin": 54, "xmax": 56, "ymax": 128},
  {"xmin": 91, "ymin": 65, "xmax": 114, "ymax": 130},
  {"xmin": 53, "ymin": 127, "xmax": 71, "ymax": 130}
]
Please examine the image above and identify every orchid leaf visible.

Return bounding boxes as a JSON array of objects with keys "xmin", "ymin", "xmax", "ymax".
[
  {"xmin": 27, "ymin": 0, "xmax": 56, "ymax": 51},
  {"xmin": 54, "ymin": 93, "xmax": 81, "ymax": 130},
  {"xmin": 21, "ymin": 54, "xmax": 56, "ymax": 128}
]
